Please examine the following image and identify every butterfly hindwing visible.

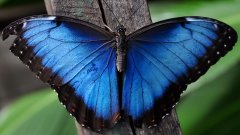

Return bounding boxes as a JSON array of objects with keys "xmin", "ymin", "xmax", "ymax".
[
  {"xmin": 124, "ymin": 17, "xmax": 237, "ymax": 126},
  {"xmin": 2, "ymin": 15, "xmax": 120, "ymax": 131}
]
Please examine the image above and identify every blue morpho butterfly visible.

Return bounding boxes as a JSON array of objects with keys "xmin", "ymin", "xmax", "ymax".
[{"xmin": 1, "ymin": 14, "xmax": 238, "ymax": 132}]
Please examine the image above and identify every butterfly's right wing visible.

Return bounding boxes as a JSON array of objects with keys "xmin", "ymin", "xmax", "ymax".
[
  {"xmin": 2, "ymin": 15, "xmax": 120, "ymax": 131},
  {"xmin": 123, "ymin": 17, "xmax": 237, "ymax": 127}
]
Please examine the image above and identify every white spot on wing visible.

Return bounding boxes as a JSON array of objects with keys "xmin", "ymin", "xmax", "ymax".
[
  {"xmin": 30, "ymin": 16, "xmax": 56, "ymax": 21},
  {"xmin": 186, "ymin": 17, "xmax": 212, "ymax": 23},
  {"xmin": 22, "ymin": 22, "xmax": 27, "ymax": 29}
]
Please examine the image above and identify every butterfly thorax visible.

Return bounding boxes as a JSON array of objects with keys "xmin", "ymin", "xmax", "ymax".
[{"xmin": 116, "ymin": 25, "xmax": 127, "ymax": 72}]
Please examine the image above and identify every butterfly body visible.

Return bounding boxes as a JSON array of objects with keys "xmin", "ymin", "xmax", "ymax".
[
  {"xmin": 116, "ymin": 25, "xmax": 127, "ymax": 72},
  {"xmin": 1, "ymin": 15, "xmax": 238, "ymax": 131}
]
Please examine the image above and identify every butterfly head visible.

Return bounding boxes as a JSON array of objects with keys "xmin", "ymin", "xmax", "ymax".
[{"xmin": 116, "ymin": 25, "xmax": 126, "ymax": 34}]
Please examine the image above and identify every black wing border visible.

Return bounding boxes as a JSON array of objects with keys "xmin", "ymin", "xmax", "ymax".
[
  {"xmin": 127, "ymin": 16, "xmax": 237, "ymax": 40},
  {"xmin": 2, "ymin": 14, "xmax": 114, "ymax": 40}
]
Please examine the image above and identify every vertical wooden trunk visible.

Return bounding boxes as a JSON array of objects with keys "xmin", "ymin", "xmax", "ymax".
[{"xmin": 44, "ymin": 0, "xmax": 182, "ymax": 134}]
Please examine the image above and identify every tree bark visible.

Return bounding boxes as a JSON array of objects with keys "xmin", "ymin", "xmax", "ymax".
[{"xmin": 44, "ymin": 0, "xmax": 182, "ymax": 135}]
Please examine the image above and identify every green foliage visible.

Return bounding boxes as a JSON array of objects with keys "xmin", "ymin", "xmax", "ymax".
[
  {"xmin": 178, "ymin": 63, "xmax": 240, "ymax": 135},
  {"xmin": 0, "ymin": 90, "xmax": 76, "ymax": 135},
  {"xmin": 0, "ymin": 0, "xmax": 240, "ymax": 135}
]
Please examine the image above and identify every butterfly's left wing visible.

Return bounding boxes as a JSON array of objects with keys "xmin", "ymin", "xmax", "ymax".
[
  {"xmin": 123, "ymin": 17, "xmax": 238, "ymax": 127},
  {"xmin": 2, "ymin": 15, "xmax": 120, "ymax": 131}
]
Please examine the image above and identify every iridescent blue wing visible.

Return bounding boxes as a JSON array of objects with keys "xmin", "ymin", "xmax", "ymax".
[
  {"xmin": 2, "ymin": 15, "xmax": 120, "ymax": 131},
  {"xmin": 124, "ymin": 17, "xmax": 238, "ymax": 127}
]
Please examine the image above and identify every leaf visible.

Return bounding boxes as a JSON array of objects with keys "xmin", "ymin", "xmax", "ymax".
[
  {"xmin": 177, "ymin": 63, "xmax": 240, "ymax": 135},
  {"xmin": 0, "ymin": 90, "xmax": 77, "ymax": 135}
]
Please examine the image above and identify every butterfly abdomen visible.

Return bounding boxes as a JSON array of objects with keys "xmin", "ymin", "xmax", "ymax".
[{"xmin": 116, "ymin": 47, "xmax": 127, "ymax": 72}]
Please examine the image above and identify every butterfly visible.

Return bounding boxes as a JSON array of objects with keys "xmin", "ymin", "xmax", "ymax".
[{"xmin": 1, "ymin": 15, "xmax": 238, "ymax": 131}]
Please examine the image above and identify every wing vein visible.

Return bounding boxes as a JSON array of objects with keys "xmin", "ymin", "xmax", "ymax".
[
  {"xmin": 75, "ymin": 47, "xmax": 114, "ymax": 95},
  {"xmin": 131, "ymin": 46, "xmax": 177, "ymax": 82},
  {"xmin": 63, "ymin": 40, "xmax": 115, "ymax": 82},
  {"xmin": 181, "ymin": 24, "xmax": 216, "ymax": 42},
  {"xmin": 108, "ymin": 57, "xmax": 113, "ymax": 117}
]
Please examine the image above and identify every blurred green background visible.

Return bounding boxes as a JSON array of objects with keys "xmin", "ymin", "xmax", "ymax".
[{"xmin": 0, "ymin": 0, "xmax": 240, "ymax": 135}]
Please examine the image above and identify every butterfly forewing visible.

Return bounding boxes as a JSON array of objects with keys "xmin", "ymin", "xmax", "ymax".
[
  {"xmin": 2, "ymin": 15, "xmax": 120, "ymax": 131},
  {"xmin": 124, "ymin": 17, "xmax": 238, "ymax": 127}
]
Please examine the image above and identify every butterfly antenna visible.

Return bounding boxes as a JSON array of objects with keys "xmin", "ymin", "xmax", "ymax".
[
  {"xmin": 101, "ymin": 0, "xmax": 122, "ymax": 26},
  {"xmin": 127, "ymin": 1, "xmax": 145, "ymax": 21}
]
